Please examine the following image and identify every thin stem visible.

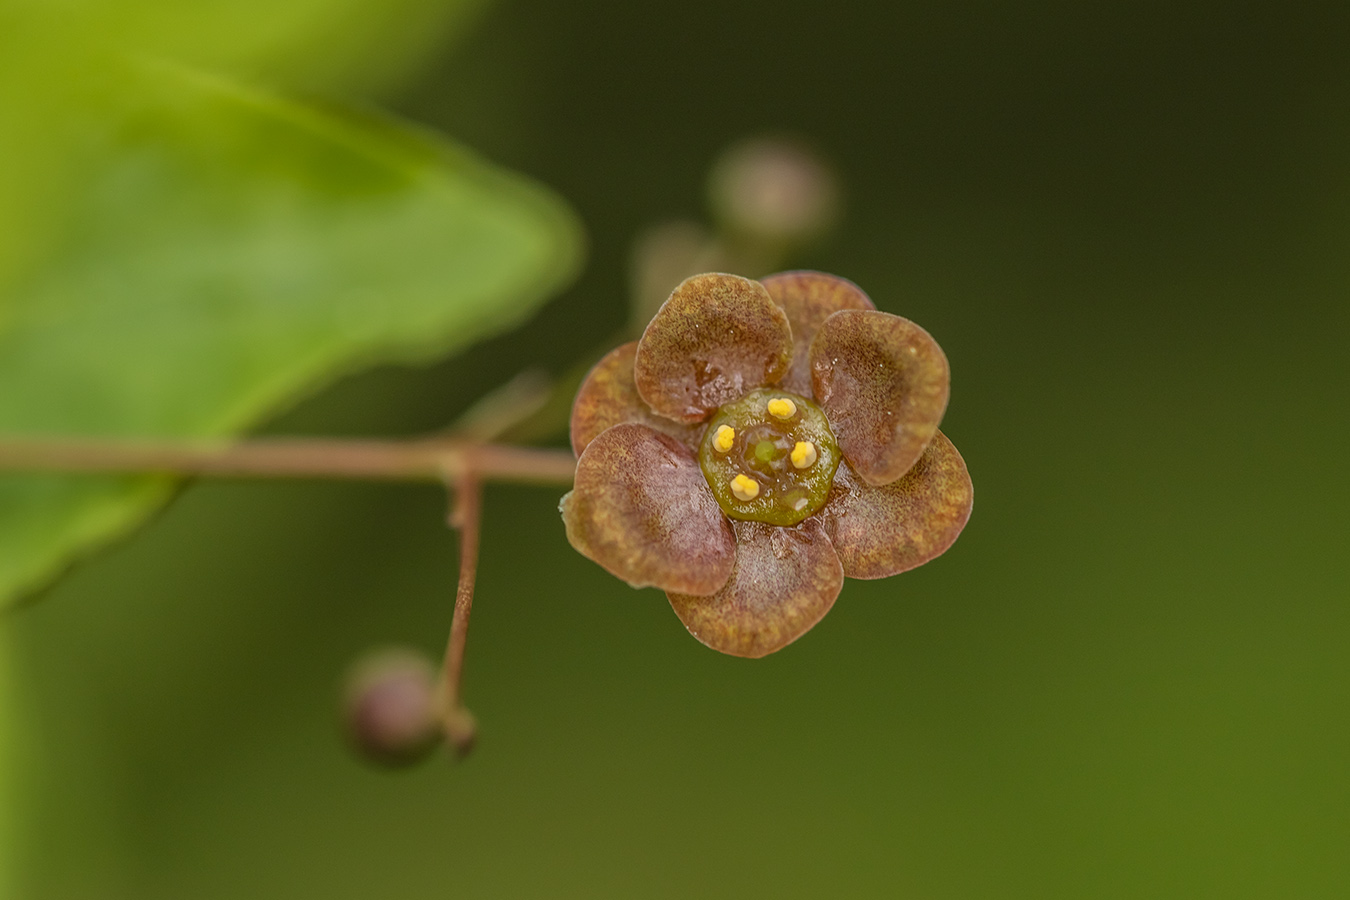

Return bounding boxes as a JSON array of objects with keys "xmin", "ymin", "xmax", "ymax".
[
  {"xmin": 0, "ymin": 435, "xmax": 576, "ymax": 485},
  {"xmin": 440, "ymin": 474, "xmax": 483, "ymax": 757}
]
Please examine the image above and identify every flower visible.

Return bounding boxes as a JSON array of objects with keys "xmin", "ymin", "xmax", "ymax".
[{"xmin": 561, "ymin": 272, "xmax": 973, "ymax": 658}]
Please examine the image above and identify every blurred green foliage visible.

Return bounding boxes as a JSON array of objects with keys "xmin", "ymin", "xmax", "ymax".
[
  {"xmin": 0, "ymin": 5, "xmax": 581, "ymax": 604},
  {"xmin": 1, "ymin": 0, "xmax": 487, "ymax": 287},
  {"xmin": 5, "ymin": 0, "xmax": 1350, "ymax": 898}
]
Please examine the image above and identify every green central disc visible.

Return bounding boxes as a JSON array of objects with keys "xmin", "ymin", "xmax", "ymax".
[{"xmin": 698, "ymin": 388, "xmax": 840, "ymax": 526}]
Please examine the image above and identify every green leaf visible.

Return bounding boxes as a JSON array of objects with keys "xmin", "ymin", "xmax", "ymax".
[
  {"xmin": 1, "ymin": 0, "xmax": 492, "ymax": 98},
  {"xmin": 0, "ymin": 58, "xmax": 583, "ymax": 607}
]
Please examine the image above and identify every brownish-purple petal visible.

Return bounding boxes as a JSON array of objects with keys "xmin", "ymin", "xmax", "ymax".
[
  {"xmin": 810, "ymin": 309, "xmax": 950, "ymax": 485},
  {"xmin": 823, "ymin": 430, "xmax": 972, "ymax": 580},
  {"xmin": 561, "ymin": 423, "xmax": 735, "ymax": 594},
  {"xmin": 761, "ymin": 270, "xmax": 875, "ymax": 395},
  {"xmin": 569, "ymin": 342, "xmax": 702, "ymax": 456},
  {"xmin": 634, "ymin": 273, "xmax": 793, "ymax": 424},
  {"xmin": 667, "ymin": 517, "xmax": 843, "ymax": 658}
]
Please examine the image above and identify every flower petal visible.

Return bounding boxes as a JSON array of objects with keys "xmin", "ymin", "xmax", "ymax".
[
  {"xmin": 667, "ymin": 517, "xmax": 843, "ymax": 658},
  {"xmin": 761, "ymin": 271, "xmax": 874, "ymax": 395},
  {"xmin": 561, "ymin": 423, "xmax": 735, "ymax": 594},
  {"xmin": 570, "ymin": 342, "xmax": 702, "ymax": 456},
  {"xmin": 810, "ymin": 309, "xmax": 950, "ymax": 485},
  {"xmin": 823, "ymin": 430, "xmax": 972, "ymax": 580},
  {"xmin": 634, "ymin": 273, "xmax": 793, "ymax": 423}
]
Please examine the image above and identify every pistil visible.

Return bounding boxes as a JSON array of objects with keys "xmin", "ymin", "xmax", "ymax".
[{"xmin": 697, "ymin": 388, "xmax": 840, "ymax": 526}]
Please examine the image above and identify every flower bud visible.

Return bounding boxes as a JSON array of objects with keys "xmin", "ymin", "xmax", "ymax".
[
  {"xmin": 707, "ymin": 137, "xmax": 841, "ymax": 247},
  {"xmin": 342, "ymin": 647, "xmax": 441, "ymax": 767},
  {"xmin": 628, "ymin": 220, "xmax": 730, "ymax": 332}
]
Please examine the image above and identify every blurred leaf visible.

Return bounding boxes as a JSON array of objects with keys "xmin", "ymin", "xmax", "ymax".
[
  {"xmin": 0, "ymin": 0, "xmax": 493, "ymax": 295},
  {"xmin": 1, "ymin": 0, "xmax": 491, "ymax": 97},
  {"xmin": 0, "ymin": 57, "xmax": 583, "ymax": 607}
]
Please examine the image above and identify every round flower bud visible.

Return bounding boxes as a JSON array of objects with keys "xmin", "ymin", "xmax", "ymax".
[
  {"xmin": 628, "ymin": 220, "xmax": 731, "ymax": 331},
  {"xmin": 707, "ymin": 138, "xmax": 841, "ymax": 247},
  {"xmin": 342, "ymin": 647, "xmax": 441, "ymax": 767}
]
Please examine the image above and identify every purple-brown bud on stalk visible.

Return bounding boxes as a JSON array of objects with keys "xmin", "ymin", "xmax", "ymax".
[
  {"xmin": 628, "ymin": 220, "xmax": 732, "ymax": 333},
  {"xmin": 707, "ymin": 138, "xmax": 841, "ymax": 249},
  {"xmin": 342, "ymin": 647, "xmax": 441, "ymax": 767}
]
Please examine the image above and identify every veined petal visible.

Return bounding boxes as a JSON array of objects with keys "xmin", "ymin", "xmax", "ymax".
[
  {"xmin": 667, "ymin": 517, "xmax": 843, "ymax": 658},
  {"xmin": 561, "ymin": 424, "xmax": 735, "ymax": 594},
  {"xmin": 634, "ymin": 273, "xmax": 793, "ymax": 424},
  {"xmin": 761, "ymin": 271, "xmax": 874, "ymax": 396},
  {"xmin": 570, "ymin": 342, "xmax": 702, "ymax": 456},
  {"xmin": 811, "ymin": 309, "xmax": 949, "ymax": 485},
  {"xmin": 823, "ymin": 430, "xmax": 972, "ymax": 580}
]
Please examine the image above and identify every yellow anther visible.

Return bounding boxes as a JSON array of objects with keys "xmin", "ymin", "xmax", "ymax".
[
  {"xmin": 730, "ymin": 474, "xmax": 760, "ymax": 501},
  {"xmin": 766, "ymin": 397, "xmax": 797, "ymax": 420},
  {"xmin": 712, "ymin": 424, "xmax": 736, "ymax": 453},
  {"xmin": 790, "ymin": 440, "xmax": 818, "ymax": 469}
]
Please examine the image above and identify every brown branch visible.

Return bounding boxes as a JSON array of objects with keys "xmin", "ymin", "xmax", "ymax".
[
  {"xmin": 0, "ymin": 435, "xmax": 576, "ymax": 486},
  {"xmin": 440, "ymin": 474, "xmax": 483, "ymax": 758}
]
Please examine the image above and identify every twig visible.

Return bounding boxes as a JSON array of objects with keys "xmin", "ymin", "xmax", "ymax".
[
  {"xmin": 0, "ymin": 436, "xmax": 576, "ymax": 485},
  {"xmin": 440, "ymin": 474, "xmax": 483, "ymax": 758}
]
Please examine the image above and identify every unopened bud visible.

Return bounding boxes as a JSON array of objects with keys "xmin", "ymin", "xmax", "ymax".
[
  {"xmin": 343, "ymin": 647, "xmax": 441, "ymax": 767},
  {"xmin": 707, "ymin": 137, "xmax": 840, "ymax": 247},
  {"xmin": 629, "ymin": 221, "xmax": 730, "ymax": 332}
]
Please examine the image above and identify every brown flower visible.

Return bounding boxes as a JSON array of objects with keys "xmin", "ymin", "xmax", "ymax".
[{"xmin": 561, "ymin": 272, "xmax": 973, "ymax": 658}]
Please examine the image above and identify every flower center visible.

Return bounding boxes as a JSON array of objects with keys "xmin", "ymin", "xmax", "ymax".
[{"xmin": 698, "ymin": 388, "xmax": 840, "ymax": 526}]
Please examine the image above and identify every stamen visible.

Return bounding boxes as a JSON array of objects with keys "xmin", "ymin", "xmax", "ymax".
[
  {"xmin": 730, "ymin": 474, "xmax": 760, "ymax": 501},
  {"xmin": 695, "ymin": 387, "xmax": 840, "ymax": 527},
  {"xmin": 790, "ymin": 441, "xmax": 818, "ymax": 469}
]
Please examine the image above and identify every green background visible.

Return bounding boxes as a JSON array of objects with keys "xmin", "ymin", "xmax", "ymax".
[{"xmin": 8, "ymin": 0, "xmax": 1350, "ymax": 896}]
